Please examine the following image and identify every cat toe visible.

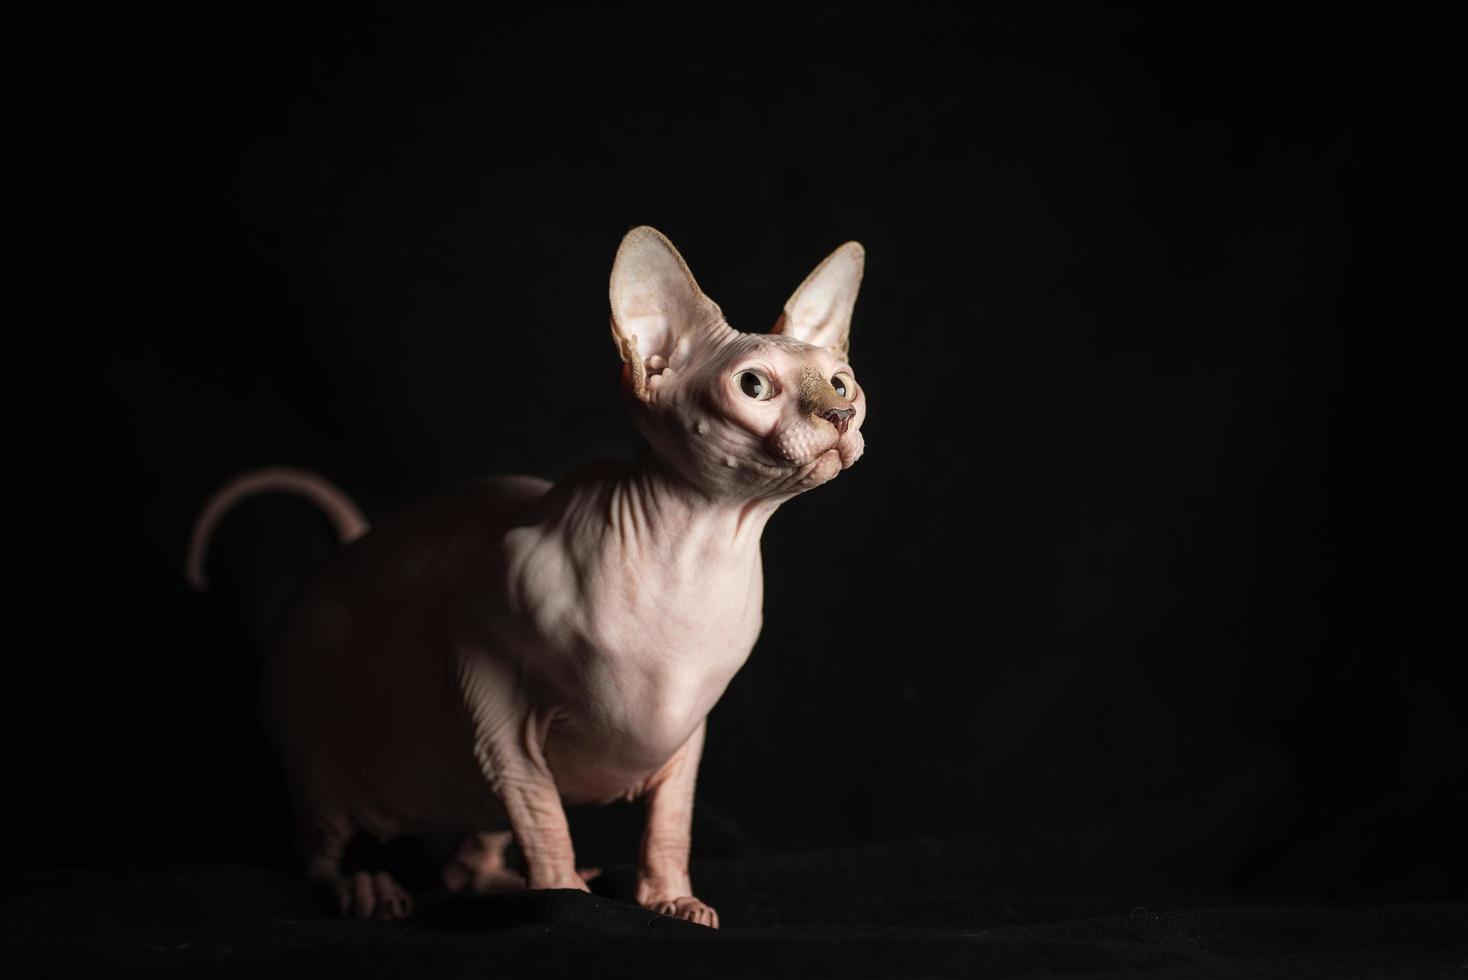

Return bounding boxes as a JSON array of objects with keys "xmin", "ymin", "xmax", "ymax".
[
  {"xmin": 327, "ymin": 870, "xmax": 413, "ymax": 920},
  {"xmin": 649, "ymin": 895, "xmax": 719, "ymax": 929}
]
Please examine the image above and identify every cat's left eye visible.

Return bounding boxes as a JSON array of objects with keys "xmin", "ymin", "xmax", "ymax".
[{"xmin": 831, "ymin": 373, "xmax": 855, "ymax": 399}]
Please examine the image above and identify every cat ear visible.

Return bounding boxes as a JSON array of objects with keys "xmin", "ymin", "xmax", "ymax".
[
  {"xmin": 609, "ymin": 226, "xmax": 722, "ymax": 401},
  {"xmin": 772, "ymin": 241, "xmax": 864, "ymax": 358}
]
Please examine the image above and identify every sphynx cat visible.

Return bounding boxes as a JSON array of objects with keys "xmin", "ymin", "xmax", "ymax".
[{"xmin": 186, "ymin": 226, "xmax": 867, "ymax": 928}]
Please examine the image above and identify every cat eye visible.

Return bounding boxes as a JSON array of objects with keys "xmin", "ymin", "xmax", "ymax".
[
  {"xmin": 737, "ymin": 370, "xmax": 775, "ymax": 401},
  {"xmin": 831, "ymin": 373, "xmax": 855, "ymax": 399}
]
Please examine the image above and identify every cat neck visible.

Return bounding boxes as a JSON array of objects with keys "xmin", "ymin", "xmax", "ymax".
[{"xmin": 606, "ymin": 445, "xmax": 780, "ymax": 559}]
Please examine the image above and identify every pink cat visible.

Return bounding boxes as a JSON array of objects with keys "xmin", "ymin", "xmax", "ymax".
[{"xmin": 187, "ymin": 226, "xmax": 867, "ymax": 928}]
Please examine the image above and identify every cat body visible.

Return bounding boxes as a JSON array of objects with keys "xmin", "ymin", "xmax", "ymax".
[{"xmin": 189, "ymin": 227, "xmax": 868, "ymax": 927}]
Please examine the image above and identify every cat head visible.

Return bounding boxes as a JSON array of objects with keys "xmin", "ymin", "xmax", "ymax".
[{"xmin": 609, "ymin": 226, "xmax": 866, "ymax": 500}]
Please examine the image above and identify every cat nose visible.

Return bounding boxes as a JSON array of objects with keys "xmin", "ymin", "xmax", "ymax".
[{"xmin": 822, "ymin": 407, "xmax": 855, "ymax": 434}]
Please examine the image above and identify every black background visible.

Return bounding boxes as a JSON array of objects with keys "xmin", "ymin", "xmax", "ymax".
[{"xmin": 5, "ymin": 3, "xmax": 1459, "ymax": 902}]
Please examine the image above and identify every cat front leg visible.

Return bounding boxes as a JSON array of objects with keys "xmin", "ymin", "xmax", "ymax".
[
  {"xmin": 636, "ymin": 720, "xmax": 718, "ymax": 928},
  {"xmin": 476, "ymin": 709, "xmax": 590, "ymax": 892}
]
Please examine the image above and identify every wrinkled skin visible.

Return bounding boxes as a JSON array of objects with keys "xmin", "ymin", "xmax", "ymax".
[{"xmin": 199, "ymin": 227, "xmax": 867, "ymax": 927}]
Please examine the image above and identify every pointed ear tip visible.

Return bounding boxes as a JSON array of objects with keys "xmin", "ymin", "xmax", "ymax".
[
  {"xmin": 614, "ymin": 226, "xmax": 683, "ymax": 273},
  {"xmin": 621, "ymin": 225, "xmax": 671, "ymax": 247}
]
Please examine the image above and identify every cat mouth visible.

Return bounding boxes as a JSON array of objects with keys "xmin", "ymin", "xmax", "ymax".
[
  {"xmin": 831, "ymin": 428, "xmax": 864, "ymax": 469},
  {"xmin": 802, "ymin": 441, "xmax": 860, "ymax": 484}
]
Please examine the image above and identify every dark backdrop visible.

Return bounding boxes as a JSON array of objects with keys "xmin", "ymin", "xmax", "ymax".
[{"xmin": 6, "ymin": 4, "xmax": 1457, "ymax": 900}]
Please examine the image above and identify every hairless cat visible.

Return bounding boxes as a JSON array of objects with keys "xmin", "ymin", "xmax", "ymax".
[{"xmin": 187, "ymin": 226, "xmax": 867, "ymax": 928}]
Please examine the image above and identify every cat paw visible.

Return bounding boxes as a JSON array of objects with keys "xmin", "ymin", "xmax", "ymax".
[
  {"xmin": 644, "ymin": 895, "xmax": 719, "ymax": 929},
  {"xmin": 327, "ymin": 870, "xmax": 413, "ymax": 920}
]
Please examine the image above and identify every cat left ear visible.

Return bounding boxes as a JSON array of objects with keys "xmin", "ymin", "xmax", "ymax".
[
  {"xmin": 772, "ymin": 241, "xmax": 865, "ymax": 358},
  {"xmin": 609, "ymin": 226, "xmax": 722, "ymax": 401}
]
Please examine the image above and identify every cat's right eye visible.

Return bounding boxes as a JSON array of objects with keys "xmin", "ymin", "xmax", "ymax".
[{"xmin": 737, "ymin": 370, "xmax": 775, "ymax": 401}]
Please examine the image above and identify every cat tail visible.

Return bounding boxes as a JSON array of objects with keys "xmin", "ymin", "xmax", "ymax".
[{"xmin": 185, "ymin": 466, "xmax": 368, "ymax": 591}]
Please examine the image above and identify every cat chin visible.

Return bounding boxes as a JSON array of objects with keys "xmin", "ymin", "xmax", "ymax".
[{"xmin": 801, "ymin": 449, "xmax": 844, "ymax": 485}]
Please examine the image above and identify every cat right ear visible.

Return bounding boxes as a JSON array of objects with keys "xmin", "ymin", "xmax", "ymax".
[{"xmin": 609, "ymin": 226, "xmax": 721, "ymax": 401}]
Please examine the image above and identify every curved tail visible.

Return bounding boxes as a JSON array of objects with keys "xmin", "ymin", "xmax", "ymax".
[{"xmin": 186, "ymin": 466, "xmax": 369, "ymax": 591}]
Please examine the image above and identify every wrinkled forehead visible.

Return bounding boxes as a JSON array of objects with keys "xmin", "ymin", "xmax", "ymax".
[{"xmin": 699, "ymin": 330, "xmax": 842, "ymax": 373}]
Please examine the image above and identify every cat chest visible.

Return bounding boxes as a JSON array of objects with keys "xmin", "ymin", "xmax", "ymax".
[
  {"xmin": 512, "ymin": 530, "xmax": 763, "ymax": 673},
  {"xmin": 550, "ymin": 568, "xmax": 761, "ymax": 771},
  {"xmin": 576, "ymin": 569, "xmax": 760, "ymax": 704},
  {"xmin": 503, "ymin": 525, "xmax": 763, "ymax": 763}
]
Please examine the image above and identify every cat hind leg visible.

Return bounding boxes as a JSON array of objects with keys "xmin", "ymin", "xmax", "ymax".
[{"xmin": 300, "ymin": 816, "xmax": 413, "ymax": 920}]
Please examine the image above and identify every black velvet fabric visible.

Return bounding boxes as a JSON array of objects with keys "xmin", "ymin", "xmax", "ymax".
[{"xmin": 5, "ymin": 846, "xmax": 1464, "ymax": 978}]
